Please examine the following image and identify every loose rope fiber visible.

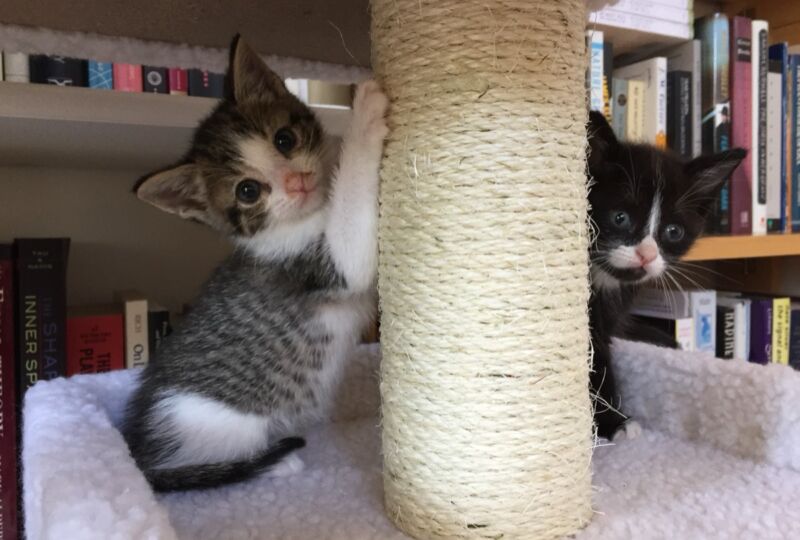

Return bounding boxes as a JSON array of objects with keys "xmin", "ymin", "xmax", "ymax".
[{"xmin": 372, "ymin": 1, "xmax": 594, "ymax": 538}]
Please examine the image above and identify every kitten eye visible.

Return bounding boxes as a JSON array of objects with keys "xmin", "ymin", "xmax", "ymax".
[
  {"xmin": 611, "ymin": 211, "xmax": 631, "ymax": 229},
  {"xmin": 235, "ymin": 179, "xmax": 263, "ymax": 204},
  {"xmin": 274, "ymin": 128, "xmax": 297, "ymax": 154},
  {"xmin": 663, "ymin": 224, "xmax": 685, "ymax": 243}
]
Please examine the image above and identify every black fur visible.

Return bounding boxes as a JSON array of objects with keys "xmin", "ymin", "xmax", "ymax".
[{"xmin": 587, "ymin": 111, "xmax": 745, "ymax": 438}]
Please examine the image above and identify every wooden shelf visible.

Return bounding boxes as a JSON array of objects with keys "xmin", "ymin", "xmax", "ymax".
[
  {"xmin": 0, "ymin": 81, "xmax": 351, "ymax": 170},
  {"xmin": 683, "ymin": 234, "xmax": 800, "ymax": 261}
]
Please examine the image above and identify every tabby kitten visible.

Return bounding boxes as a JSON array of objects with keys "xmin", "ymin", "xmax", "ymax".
[
  {"xmin": 587, "ymin": 111, "xmax": 745, "ymax": 439},
  {"xmin": 121, "ymin": 37, "xmax": 388, "ymax": 491}
]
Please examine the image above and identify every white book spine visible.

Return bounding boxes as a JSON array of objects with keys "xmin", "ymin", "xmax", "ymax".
[
  {"xmin": 589, "ymin": 10, "xmax": 692, "ymax": 39},
  {"xmin": 587, "ymin": 30, "xmax": 604, "ymax": 112},
  {"xmin": 602, "ymin": 2, "xmax": 691, "ymax": 24},
  {"xmin": 123, "ymin": 298, "xmax": 149, "ymax": 369},
  {"xmin": 653, "ymin": 57, "xmax": 668, "ymax": 149},
  {"xmin": 691, "ymin": 290, "xmax": 717, "ymax": 354},
  {"xmin": 766, "ymin": 69, "xmax": 783, "ymax": 229},
  {"xmin": 2, "ymin": 52, "xmax": 29, "ymax": 83},
  {"xmin": 751, "ymin": 20, "xmax": 769, "ymax": 235},
  {"xmin": 675, "ymin": 318, "xmax": 694, "ymax": 352}
]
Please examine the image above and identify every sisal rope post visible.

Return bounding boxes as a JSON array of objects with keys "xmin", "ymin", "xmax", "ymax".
[{"xmin": 372, "ymin": 1, "xmax": 594, "ymax": 538}]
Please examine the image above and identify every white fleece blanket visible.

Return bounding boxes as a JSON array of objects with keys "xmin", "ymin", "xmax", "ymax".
[{"xmin": 23, "ymin": 341, "xmax": 800, "ymax": 540}]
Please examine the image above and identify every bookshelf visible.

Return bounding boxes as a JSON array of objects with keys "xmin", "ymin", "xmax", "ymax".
[
  {"xmin": 684, "ymin": 234, "xmax": 800, "ymax": 261},
  {"xmin": 0, "ymin": 81, "xmax": 351, "ymax": 169}
]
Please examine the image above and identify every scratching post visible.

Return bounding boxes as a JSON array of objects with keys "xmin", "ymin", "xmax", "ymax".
[{"xmin": 372, "ymin": 1, "xmax": 594, "ymax": 538}]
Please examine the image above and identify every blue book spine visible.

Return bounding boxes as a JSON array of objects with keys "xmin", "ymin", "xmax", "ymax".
[
  {"xmin": 769, "ymin": 44, "xmax": 788, "ymax": 232},
  {"xmin": 88, "ymin": 61, "xmax": 113, "ymax": 89},
  {"xmin": 792, "ymin": 55, "xmax": 800, "ymax": 232}
]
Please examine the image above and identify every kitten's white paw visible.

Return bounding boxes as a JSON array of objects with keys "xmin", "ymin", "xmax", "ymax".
[
  {"xmin": 351, "ymin": 80, "xmax": 389, "ymax": 145},
  {"xmin": 267, "ymin": 454, "xmax": 305, "ymax": 478},
  {"xmin": 612, "ymin": 420, "xmax": 643, "ymax": 442}
]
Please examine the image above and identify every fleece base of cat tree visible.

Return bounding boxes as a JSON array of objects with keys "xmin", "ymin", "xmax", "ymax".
[{"xmin": 23, "ymin": 340, "xmax": 800, "ymax": 540}]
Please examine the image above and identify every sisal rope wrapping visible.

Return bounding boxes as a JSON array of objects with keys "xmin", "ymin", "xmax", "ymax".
[{"xmin": 372, "ymin": 1, "xmax": 594, "ymax": 538}]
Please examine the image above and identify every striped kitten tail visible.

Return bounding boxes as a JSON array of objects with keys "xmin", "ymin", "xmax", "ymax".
[{"xmin": 144, "ymin": 437, "xmax": 306, "ymax": 492}]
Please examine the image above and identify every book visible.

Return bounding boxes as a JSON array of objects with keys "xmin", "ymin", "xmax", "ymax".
[
  {"xmin": 66, "ymin": 306, "xmax": 124, "ymax": 376},
  {"xmin": 0, "ymin": 246, "xmax": 18, "ymax": 538},
  {"xmin": 790, "ymin": 302, "xmax": 800, "ymax": 370},
  {"xmin": 143, "ymin": 66, "xmax": 168, "ymax": 94},
  {"xmin": 772, "ymin": 297, "xmax": 790, "ymax": 365},
  {"xmin": 662, "ymin": 40, "xmax": 702, "ymax": 157},
  {"xmin": 749, "ymin": 297, "xmax": 773, "ymax": 364},
  {"xmin": 588, "ymin": 10, "xmax": 692, "ymax": 39},
  {"xmin": 188, "ymin": 69, "xmax": 225, "ymax": 98},
  {"xmin": 627, "ymin": 79, "xmax": 646, "ymax": 141},
  {"xmin": 112, "ymin": 63, "xmax": 143, "ymax": 92},
  {"xmin": 729, "ymin": 16, "xmax": 753, "ymax": 236},
  {"xmin": 611, "ymin": 78, "xmax": 628, "ymax": 139},
  {"xmin": 716, "ymin": 303, "xmax": 735, "ymax": 359},
  {"xmin": 717, "ymin": 294, "xmax": 751, "ymax": 361},
  {"xmin": 147, "ymin": 303, "xmax": 172, "ymax": 356},
  {"xmin": 116, "ymin": 291, "xmax": 148, "ymax": 369},
  {"xmin": 791, "ymin": 53, "xmax": 800, "ymax": 232},
  {"xmin": 629, "ymin": 288, "xmax": 716, "ymax": 353},
  {"xmin": 587, "ymin": 30, "xmax": 604, "ymax": 112},
  {"xmin": 168, "ymin": 68, "xmax": 188, "ymax": 95},
  {"xmin": 667, "ymin": 70, "xmax": 692, "ymax": 157},
  {"xmin": 28, "ymin": 55, "xmax": 87, "ymax": 86},
  {"xmin": 2, "ymin": 52, "xmax": 29, "ymax": 83},
  {"xmin": 767, "ymin": 44, "xmax": 788, "ymax": 233},
  {"xmin": 88, "ymin": 60, "xmax": 113, "ymax": 89},
  {"xmin": 603, "ymin": 41, "xmax": 614, "ymax": 121},
  {"xmin": 750, "ymin": 20, "xmax": 768, "ymax": 236},
  {"xmin": 696, "ymin": 14, "xmax": 732, "ymax": 233},
  {"xmin": 614, "ymin": 57, "xmax": 668, "ymax": 148},
  {"xmin": 594, "ymin": 1, "xmax": 691, "ymax": 24},
  {"xmin": 630, "ymin": 315, "xmax": 694, "ymax": 351},
  {"xmin": 14, "ymin": 238, "xmax": 70, "ymax": 395}
]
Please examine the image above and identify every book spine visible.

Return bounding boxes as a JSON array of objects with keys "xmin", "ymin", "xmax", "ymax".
[
  {"xmin": 692, "ymin": 291, "xmax": 716, "ymax": 354},
  {"xmin": 143, "ymin": 66, "xmax": 168, "ymax": 94},
  {"xmin": 147, "ymin": 310, "xmax": 172, "ymax": 355},
  {"xmin": 751, "ymin": 21, "xmax": 768, "ymax": 235},
  {"xmin": 697, "ymin": 15, "xmax": 732, "ymax": 233},
  {"xmin": 691, "ymin": 40, "xmax": 702, "ymax": 157},
  {"xmin": 590, "ymin": 10, "xmax": 692, "ymax": 39},
  {"xmin": 88, "ymin": 61, "xmax": 113, "ymax": 89},
  {"xmin": 790, "ymin": 308, "xmax": 800, "ymax": 370},
  {"xmin": 667, "ymin": 71, "xmax": 692, "ymax": 157},
  {"xmin": 2, "ymin": 52, "xmax": 29, "ymax": 83},
  {"xmin": 0, "ymin": 247, "xmax": 18, "ymax": 538},
  {"xmin": 603, "ymin": 41, "xmax": 613, "ymax": 121},
  {"xmin": 188, "ymin": 69, "xmax": 225, "ymax": 98},
  {"xmin": 123, "ymin": 300, "xmax": 149, "ymax": 369},
  {"xmin": 611, "ymin": 78, "xmax": 628, "ymax": 139},
  {"xmin": 628, "ymin": 80, "xmax": 646, "ymax": 141},
  {"xmin": 792, "ymin": 55, "xmax": 800, "ymax": 232},
  {"xmin": 28, "ymin": 55, "xmax": 87, "ymax": 86},
  {"xmin": 587, "ymin": 31, "xmax": 604, "ymax": 112},
  {"xmin": 168, "ymin": 68, "xmax": 188, "ymax": 95},
  {"xmin": 112, "ymin": 64, "xmax": 143, "ymax": 92},
  {"xmin": 749, "ymin": 299, "xmax": 772, "ymax": 364},
  {"xmin": 716, "ymin": 305, "xmax": 735, "ymax": 359},
  {"xmin": 730, "ymin": 17, "xmax": 753, "ymax": 235},
  {"xmin": 735, "ymin": 301, "xmax": 749, "ymax": 360},
  {"xmin": 766, "ymin": 54, "xmax": 785, "ymax": 232},
  {"xmin": 675, "ymin": 317, "xmax": 694, "ymax": 351},
  {"xmin": 654, "ymin": 58, "xmax": 668, "ymax": 149},
  {"xmin": 596, "ymin": 2, "xmax": 691, "ymax": 24},
  {"xmin": 772, "ymin": 298, "xmax": 790, "ymax": 364},
  {"xmin": 67, "ymin": 314, "xmax": 124, "ymax": 375}
]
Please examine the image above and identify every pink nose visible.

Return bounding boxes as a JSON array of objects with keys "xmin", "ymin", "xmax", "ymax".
[
  {"xmin": 284, "ymin": 172, "xmax": 314, "ymax": 194},
  {"xmin": 636, "ymin": 243, "xmax": 658, "ymax": 266}
]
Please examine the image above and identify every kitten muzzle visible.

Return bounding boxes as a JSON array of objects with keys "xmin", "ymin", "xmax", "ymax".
[{"xmin": 284, "ymin": 171, "xmax": 316, "ymax": 197}]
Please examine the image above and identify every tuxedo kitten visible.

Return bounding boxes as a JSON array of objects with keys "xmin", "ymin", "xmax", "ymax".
[
  {"xmin": 586, "ymin": 111, "xmax": 745, "ymax": 439},
  {"xmin": 121, "ymin": 37, "xmax": 388, "ymax": 491}
]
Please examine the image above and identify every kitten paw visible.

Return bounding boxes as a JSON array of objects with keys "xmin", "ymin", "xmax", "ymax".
[
  {"xmin": 350, "ymin": 80, "xmax": 389, "ymax": 146},
  {"xmin": 612, "ymin": 420, "xmax": 643, "ymax": 442},
  {"xmin": 267, "ymin": 454, "xmax": 305, "ymax": 478}
]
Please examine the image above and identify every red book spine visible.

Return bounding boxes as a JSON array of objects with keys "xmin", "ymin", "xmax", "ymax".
[
  {"xmin": 168, "ymin": 68, "xmax": 188, "ymax": 95},
  {"xmin": 730, "ymin": 16, "xmax": 753, "ymax": 235},
  {"xmin": 112, "ymin": 64, "xmax": 143, "ymax": 92},
  {"xmin": 66, "ymin": 314, "xmax": 124, "ymax": 376},
  {"xmin": 0, "ymin": 246, "xmax": 18, "ymax": 539}
]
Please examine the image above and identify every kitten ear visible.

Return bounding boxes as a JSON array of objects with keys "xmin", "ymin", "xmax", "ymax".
[
  {"xmin": 135, "ymin": 164, "xmax": 211, "ymax": 224},
  {"xmin": 226, "ymin": 35, "xmax": 288, "ymax": 103},
  {"xmin": 684, "ymin": 148, "xmax": 747, "ymax": 217},
  {"xmin": 587, "ymin": 110, "xmax": 618, "ymax": 169}
]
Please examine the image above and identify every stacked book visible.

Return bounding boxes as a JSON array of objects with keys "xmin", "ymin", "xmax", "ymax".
[{"xmin": 589, "ymin": 0, "xmax": 694, "ymax": 41}]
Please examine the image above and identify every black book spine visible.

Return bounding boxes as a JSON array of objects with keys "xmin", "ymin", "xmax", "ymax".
[
  {"xmin": 14, "ymin": 239, "xmax": 70, "ymax": 397},
  {"xmin": 716, "ymin": 305, "xmax": 735, "ymax": 359},
  {"xmin": 147, "ymin": 309, "xmax": 172, "ymax": 356},
  {"xmin": 188, "ymin": 69, "xmax": 225, "ymax": 98},
  {"xmin": 667, "ymin": 71, "xmax": 692, "ymax": 159},
  {"xmin": 28, "ymin": 55, "xmax": 87, "ymax": 86},
  {"xmin": 143, "ymin": 66, "xmax": 169, "ymax": 93},
  {"xmin": 790, "ymin": 309, "xmax": 800, "ymax": 370}
]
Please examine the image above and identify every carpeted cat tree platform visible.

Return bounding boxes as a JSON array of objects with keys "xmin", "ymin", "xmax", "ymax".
[{"xmin": 23, "ymin": 341, "xmax": 800, "ymax": 539}]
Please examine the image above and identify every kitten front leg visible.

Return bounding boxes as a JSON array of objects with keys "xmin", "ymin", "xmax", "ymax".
[
  {"xmin": 325, "ymin": 80, "xmax": 389, "ymax": 293},
  {"xmin": 590, "ymin": 341, "xmax": 628, "ymax": 439}
]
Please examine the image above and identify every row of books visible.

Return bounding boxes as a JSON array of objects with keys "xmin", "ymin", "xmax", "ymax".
[
  {"xmin": 0, "ymin": 51, "xmax": 224, "ymax": 97},
  {"xmin": 589, "ymin": 0, "xmax": 693, "ymax": 40},
  {"xmin": 587, "ymin": 14, "xmax": 800, "ymax": 237},
  {"xmin": 0, "ymin": 239, "xmax": 172, "ymax": 535},
  {"xmin": 630, "ymin": 288, "xmax": 800, "ymax": 368}
]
